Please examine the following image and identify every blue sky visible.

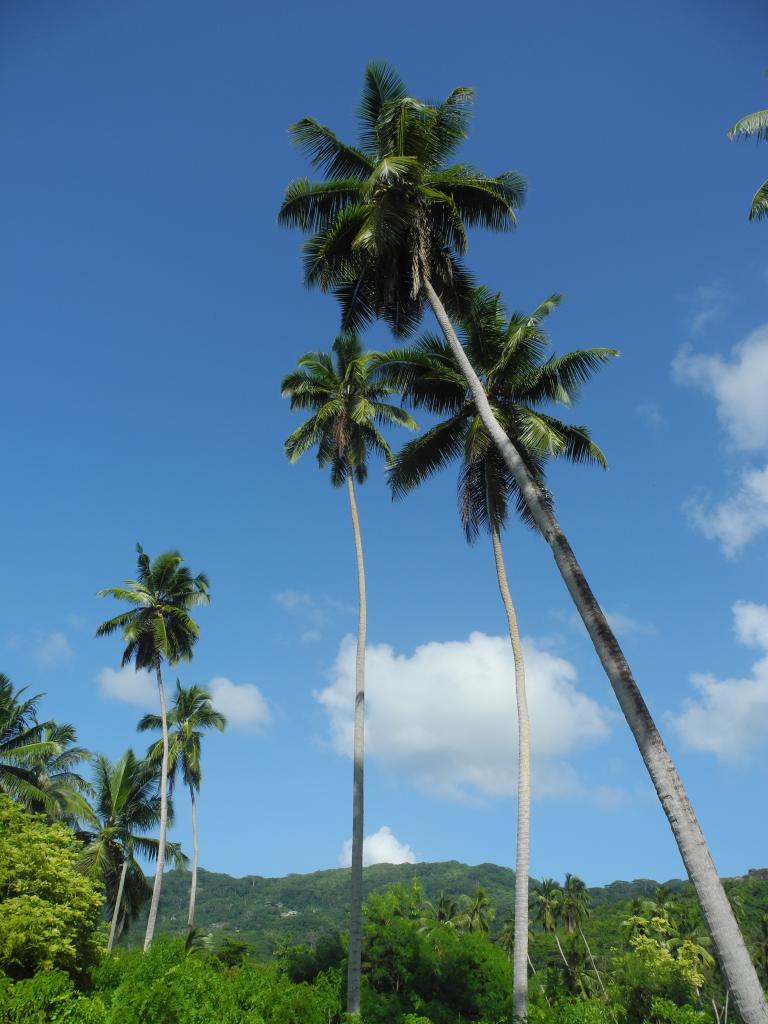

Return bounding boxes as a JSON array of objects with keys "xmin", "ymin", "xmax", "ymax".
[{"xmin": 2, "ymin": 0, "xmax": 768, "ymax": 887}]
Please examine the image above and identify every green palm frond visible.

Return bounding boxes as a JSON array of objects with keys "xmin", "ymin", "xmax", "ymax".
[
  {"xmin": 749, "ymin": 178, "xmax": 768, "ymax": 222},
  {"xmin": 728, "ymin": 108, "xmax": 768, "ymax": 141}
]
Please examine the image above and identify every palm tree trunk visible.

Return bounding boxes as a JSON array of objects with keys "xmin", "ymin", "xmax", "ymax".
[
  {"xmin": 554, "ymin": 931, "xmax": 570, "ymax": 970},
  {"xmin": 144, "ymin": 660, "xmax": 169, "ymax": 951},
  {"xmin": 422, "ymin": 277, "xmax": 768, "ymax": 1024},
  {"xmin": 489, "ymin": 519, "xmax": 530, "ymax": 1022},
  {"xmin": 107, "ymin": 858, "xmax": 129, "ymax": 954},
  {"xmin": 187, "ymin": 784, "xmax": 199, "ymax": 929},
  {"xmin": 579, "ymin": 924, "xmax": 612, "ymax": 1011},
  {"xmin": 346, "ymin": 472, "xmax": 367, "ymax": 1016}
]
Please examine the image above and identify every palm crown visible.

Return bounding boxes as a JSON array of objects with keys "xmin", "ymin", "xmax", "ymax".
[
  {"xmin": 282, "ymin": 333, "xmax": 417, "ymax": 484},
  {"xmin": 0, "ymin": 674, "xmax": 60, "ymax": 811},
  {"xmin": 385, "ymin": 287, "xmax": 616, "ymax": 535},
  {"xmin": 138, "ymin": 681, "xmax": 226, "ymax": 793},
  {"xmin": 96, "ymin": 544, "xmax": 210, "ymax": 670},
  {"xmin": 278, "ymin": 62, "xmax": 526, "ymax": 336},
  {"xmin": 728, "ymin": 75, "xmax": 768, "ymax": 223}
]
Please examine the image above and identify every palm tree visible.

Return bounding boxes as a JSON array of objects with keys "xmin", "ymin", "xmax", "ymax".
[
  {"xmin": 282, "ymin": 334, "xmax": 416, "ymax": 1015},
  {"xmin": 29, "ymin": 722, "xmax": 93, "ymax": 824},
  {"xmin": 138, "ymin": 680, "xmax": 226, "ymax": 928},
  {"xmin": 533, "ymin": 879, "xmax": 569, "ymax": 969},
  {"xmin": 279, "ymin": 64, "xmax": 767, "ymax": 1024},
  {"xmin": 0, "ymin": 674, "xmax": 60, "ymax": 812},
  {"xmin": 561, "ymin": 874, "xmax": 610, "ymax": 1006},
  {"xmin": 386, "ymin": 287, "xmax": 613, "ymax": 1020},
  {"xmin": 96, "ymin": 544, "xmax": 209, "ymax": 951},
  {"xmin": 79, "ymin": 750, "xmax": 186, "ymax": 953},
  {"xmin": 466, "ymin": 886, "xmax": 495, "ymax": 934},
  {"xmin": 420, "ymin": 891, "xmax": 463, "ymax": 935},
  {"xmin": 728, "ymin": 74, "xmax": 768, "ymax": 222}
]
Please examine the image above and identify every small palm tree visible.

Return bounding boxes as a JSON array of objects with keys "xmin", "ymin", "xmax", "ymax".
[
  {"xmin": 138, "ymin": 680, "xmax": 226, "ymax": 928},
  {"xmin": 465, "ymin": 886, "xmax": 495, "ymax": 934},
  {"xmin": 728, "ymin": 73, "xmax": 768, "ymax": 222},
  {"xmin": 386, "ymin": 287, "xmax": 612, "ymax": 1020},
  {"xmin": 96, "ymin": 544, "xmax": 209, "ymax": 951},
  {"xmin": 281, "ymin": 333, "xmax": 416, "ymax": 1015},
  {"xmin": 0, "ymin": 674, "xmax": 60, "ymax": 812},
  {"xmin": 420, "ymin": 891, "xmax": 463, "ymax": 936},
  {"xmin": 79, "ymin": 750, "xmax": 186, "ymax": 952}
]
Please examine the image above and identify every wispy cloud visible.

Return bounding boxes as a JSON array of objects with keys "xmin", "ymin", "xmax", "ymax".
[
  {"xmin": 9, "ymin": 630, "xmax": 74, "ymax": 669},
  {"xmin": 636, "ymin": 402, "xmax": 666, "ymax": 429},
  {"xmin": 683, "ymin": 283, "xmax": 725, "ymax": 334},
  {"xmin": 274, "ymin": 590, "xmax": 354, "ymax": 642}
]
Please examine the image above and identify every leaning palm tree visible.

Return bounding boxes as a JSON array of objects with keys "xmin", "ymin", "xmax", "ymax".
[
  {"xmin": 279, "ymin": 64, "xmax": 767, "ymax": 1024},
  {"xmin": 728, "ymin": 74, "xmax": 768, "ymax": 222},
  {"xmin": 96, "ymin": 544, "xmax": 209, "ymax": 951},
  {"xmin": 138, "ymin": 680, "xmax": 226, "ymax": 928},
  {"xmin": 281, "ymin": 333, "xmax": 416, "ymax": 1015},
  {"xmin": 386, "ymin": 286, "xmax": 613, "ymax": 1020},
  {"xmin": 79, "ymin": 750, "xmax": 186, "ymax": 952},
  {"xmin": 0, "ymin": 674, "xmax": 60, "ymax": 812}
]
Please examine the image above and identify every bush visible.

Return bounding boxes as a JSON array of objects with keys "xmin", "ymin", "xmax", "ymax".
[{"xmin": 0, "ymin": 970, "xmax": 107, "ymax": 1023}]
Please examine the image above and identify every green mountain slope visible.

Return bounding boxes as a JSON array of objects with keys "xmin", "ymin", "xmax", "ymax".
[{"xmin": 124, "ymin": 861, "xmax": 768, "ymax": 958}]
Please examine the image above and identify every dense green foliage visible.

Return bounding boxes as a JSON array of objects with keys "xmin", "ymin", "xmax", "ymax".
[{"xmin": 0, "ymin": 796, "xmax": 104, "ymax": 981}]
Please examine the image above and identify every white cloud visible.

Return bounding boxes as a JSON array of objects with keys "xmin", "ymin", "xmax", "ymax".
[
  {"xmin": 316, "ymin": 631, "xmax": 613, "ymax": 802},
  {"xmin": 685, "ymin": 464, "xmax": 768, "ymax": 557},
  {"xmin": 673, "ymin": 324, "xmax": 768, "ymax": 451},
  {"xmin": 97, "ymin": 665, "xmax": 156, "ymax": 707},
  {"xmin": 667, "ymin": 602, "xmax": 768, "ymax": 763},
  {"xmin": 275, "ymin": 590, "xmax": 354, "ymax": 641},
  {"xmin": 209, "ymin": 676, "xmax": 270, "ymax": 732},
  {"xmin": 339, "ymin": 825, "xmax": 417, "ymax": 868}
]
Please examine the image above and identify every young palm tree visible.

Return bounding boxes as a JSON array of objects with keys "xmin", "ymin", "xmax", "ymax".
[
  {"xmin": 420, "ymin": 891, "xmax": 463, "ymax": 936},
  {"xmin": 279, "ymin": 64, "xmax": 767, "ymax": 1024},
  {"xmin": 138, "ymin": 680, "xmax": 226, "ymax": 928},
  {"xmin": 79, "ymin": 750, "xmax": 186, "ymax": 952},
  {"xmin": 96, "ymin": 544, "xmax": 209, "ymax": 951},
  {"xmin": 386, "ymin": 287, "xmax": 613, "ymax": 1020},
  {"xmin": 0, "ymin": 674, "xmax": 60, "ymax": 812},
  {"xmin": 465, "ymin": 886, "xmax": 495, "ymax": 934},
  {"xmin": 281, "ymin": 333, "xmax": 416, "ymax": 1015},
  {"xmin": 728, "ymin": 74, "xmax": 768, "ymax": 222}
]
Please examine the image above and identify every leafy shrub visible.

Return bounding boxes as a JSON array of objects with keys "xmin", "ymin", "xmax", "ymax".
[{"xmin": 0, "ymin": 969, "xmax": 107, "ymax": 1023}]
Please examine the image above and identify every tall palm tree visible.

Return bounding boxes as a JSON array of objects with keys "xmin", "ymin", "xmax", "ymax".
[
  {"xmin": 79, "ymin": 750, "xmax": 186, "ymax": 952},
  {"xmin": 138, "ymin": 680, "xmax": 226, "ymax": 929},
  {"xmin": 561, "ymin": 873, "xmax": 610, "ymax": 1005},
  {"xmin": 386, "ymin": 287, "xmax": 613, "ymax": 1020},
  {"xmin": 0, "ymin": 674, "xmax": 60, "ymax": 812},
  {"xmin": 96, "ymin": 544, "xmax": 209, "ymax": 951},
  {"xmin": 533, "ymin": 879, "xmax": 569, "ymax": 970},
  {"xmin": 279, "ymin": 64, "xmax": 767, "ymax": 1024},
  {"xmin": 728, "ymin": 74, "xmax": 768, "ymax": 222},
  {"xmin": 281, "ymin": 333, "xmax": 416, "ymax": 1015}
]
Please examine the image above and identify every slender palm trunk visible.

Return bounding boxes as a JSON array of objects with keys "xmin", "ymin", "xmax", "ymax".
[
  {"xmin": 489, "ymin": 519, "xmax": 530, "ymax": 1022},
  {"xmin": 187, "ymin": 785, "xmax": 199, "ymax": 929},
  {"xmin": 346, "ymin": 472, "xmax": 367, "ymax": 1016},
  {"xmin": 554, "ymin": 931, "xmax": 570, "ymax": 970},
  {"xmin": 144, "ymin": 660, "xmax": 169, "ymax": 951},
  {"xmin": 422, "ymin": 278, "xmax": 768, "ymax": 1024},
  {"xmin": 107, "ymin": 859, "xmax": 129, "ymax": 954},
  {"xmin": 579, "ymin": 924, "xmax": 612, "ymax": 1013}
]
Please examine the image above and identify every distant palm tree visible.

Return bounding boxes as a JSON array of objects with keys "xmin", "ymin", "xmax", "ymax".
[
  {"xmin": 96, "ymin": 544, "xmax": 209, "ymax": 951},
  {"xmin": 533, "ymin": 879, "xmax": 569, "ymax": 969},
  {"xmin": 79, "ymin": 750, "xmax": 186, "ymax": 953},
  {"xmin": 282, "ymin": 333, "xmax": 416, "ymax": 1015},
  {"xmin": 0, "ymin": 674, "xmax": 60, "ymax": 812},
  {"xmin": 386, "ymin": 286, "xmax": 612, "ymax": 1020},
  {"xmin": 138, "ymin": 681, "xmax": 226, "ymax": 928},
  {"xmin": 465, "ymin": 886, "xmax": 495, "ymax": 934},
  {"xmin": 562, "ymin": 874, "xmax": 610, "ymax": 1005},
  {"xmin": 420, "ymin": 891, "xmax": 463, "ymax": 935},
  {"xmin": 278, "ymin": 65, "xmax": 768, "ymax": 1024},
  {"xmin": 728, "ymin": 74, "xmax": 768, "ymax": 222}
]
